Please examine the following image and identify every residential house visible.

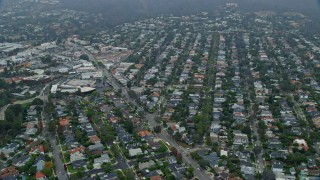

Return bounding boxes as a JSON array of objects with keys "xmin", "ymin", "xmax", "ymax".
[
  {"xmin": 35, "ymin": 171, "xmax": 47, "ymax": 180},
  {"xmin": 271, "ymin": 160, "xmax": 284, "ymax": 173},
  {"xmin": 233, "ymin": 130, "xmax": 249, "ymax": 147},
  {"xmin": 12, "ymin": 154, "xmax": 30, "ymax": 167},
  {"xmin": 168, "ymin": 156, "xmax": 177, "ymax": 164},
  {"xmin": 88, "ymin": 142, "xmax": 104, "ymax": 152},
  {"xmin": 129, "ymin": 148, "xmax": 143, "ymax": 157}
]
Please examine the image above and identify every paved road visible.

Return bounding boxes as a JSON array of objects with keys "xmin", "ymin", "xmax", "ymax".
[
  {"xmin": 40, "ymin": 82, "xmax": 68, "ymax": 180},
  {"xmin": 49, "ymin": 134, "xmax": 68, "ymax": 180},
  {"xmin": 245, "ymin": 74, "xmax": 264, "ymax": 173}
]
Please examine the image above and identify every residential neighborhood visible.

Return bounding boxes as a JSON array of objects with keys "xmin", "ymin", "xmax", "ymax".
[{"xmin": 0, "ymin": 1, "xmax": 320, "ymax": 180}]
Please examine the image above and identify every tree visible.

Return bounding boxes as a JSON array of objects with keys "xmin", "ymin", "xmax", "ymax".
[
  {"xmin": 198, "ymin": 159, "xmax": 209, "ymax": 168},
  {"xmin": 27, "ymin": 166, "xmax": 37, "ymax": 175},
  {"xmin": 242, "ymin": 125, "xmax": 252, "ymax": 135},
  {"xmin": 114, "ymin": 108, "xmax": 123, "ymax": 118},
  {"xmin": 111, "ymin": 145, "xmax": 119, "ymax": 158},
  {"xmin": 171, "ymin": 147, "xmax": 178, "ymax": 156},
  {"xmin": 41, "ymin": 168, "xmax": 52, "ymax": 177},
  {"xmin": 0, "ymin": 152, "xmax": 7, "ymax": 161},
  {"xmin": 32, "ymin": 98, "xmax": 44, "ymax": 106},
  {"xmin": 174, "ymin": 132, "xmax": 182, "ymax": 140},
  {"xmin": 287, "ymin": 153, "xmax": 307, "ymax": 165},
  {"xmin": 41, "ymin": 55, "xmax": 52, "ymax": 64},
  {"xmin": 86, "ymin": 108, "xmax": 95, "ymax": 120},
  {"xmin": 75, "ymin": 129, "xmax": 83, "ymax": 142},
  {"xmin": 123, "ymin": 120, "xmax": 133, "ymax": 133},
  {"xmin": 75, "ymin": 169, "xmax": 84, "ymax": 178},
  {"xmin": 186, "ymin": 167, "xmax": 194, "ymax": 178},
  {"xmin": 87, "ymin": 163, "xmax": 94, "ymax": 170},
  {"xmin": 123, "ymin": 169, "xmax": 134, "ymax": 180},
  {"xmin": 262, "ymin": 169, "xmax": 275, "ymax": 180},
  {"xmin": 153, "ymin": 126, "xmax": 161, "ymax": 133},
  {"xmin": 44, "ymin": 161, "xmax": 53, "ymax": 169},
  {"xmin": 80, "ymin": 54, "xmax": 89, "ymax": 60},
  {"xmin": 158, "ymin": 143, "xmax": 168, "ymax": 153},
  {"xmin": 102, "ymin": 163, "xmax": 113, "ymax": 173},
  {"xmin": 253, "ymin": 146, "xmax": 262, "ymax": 155},
  {"xmin": 48, "ymin": 120, "xmax": 56, "ymax": 133}
]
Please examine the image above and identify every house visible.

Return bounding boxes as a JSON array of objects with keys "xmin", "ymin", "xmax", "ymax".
[
  {"xmin": 35, "ymin": 155, "xmax": 45, "ymax": 171},
  {"xmin": 70, "ymin": 151, "xmax": 86, "ymax": 162},
  {"xmin": 12, "ymin": 154, "xmax": 30, "ymax": 167},
  {"xmin": 72, "ymin": 159, "xmax": 87, "ymax": 169},
  {"xmin": 220, "ymin": 150, "xmax": 228, "ymax": 157},
  {"xmin": 202, "ymin": 152, "xmax": 219, "ymax": 168},
  {"xmin": 289, "ymin": 167, "xmax": 296, "ymax": 175},
  {"xmin": 168, "ymin": 163, "xmax": 186, "ymax": 174},
  {"xmin": 143, "ymin": 169, "xmax": 162, "ymax": 179},
  {"xmin": 168, "ymin": 156, "xmax": 177, "ymax": 164},
  {"xmin": 27, "ymin": 105, "xmax": 39, "ymax": 121},
  {"xmin": 146, "ymin": 139, "xmax": 161, "ymax": 150},
  {"xmin": 233, "ymin": 130, "xmax": 249, "ymax": 147},
  {"xmin": 138, "ymin": 130, "xmax": 152, "ymax": 137},
  {"xmin": 150, "ymin": 175, "xmax": 164, "ymax": 180},
  {"xmin": 0, "ymin": 142, "xmax": 20, "ymax": 157},
  {"xmin": 35, "ymin": 171, "xmax": 47, "ymax": 180},
  {"xmin": 58, "ymin": 117, "xmax": 70, "ymax": 133},
  {"xmin": 271, "ymin": 160, "xmax": 284, "ymax": 173},
  {"xmin": 88, "ymin": 142, "xmax": 104, "ymax": 152},
  {"xmin": 172, "ymin": 171, "xmax": 185, "ymax": 180},
  {"xmin": 94, "ymin": 154, "xmax": 111, "ymax": 165},
  {"xmin": 98, "ymin": 172, "xmax": 118, "ymax": 180},
  {"xmin": 171, "ymin": 124, "xmax": 186, "ymax": 134},
  {"xmin": 30, "ymin": 145, "xmax": 45, "ymax": 154},
  {"xmin": 210, "ymin": 132, "xmax": 219, "ymax": 142},
  {"xmin": 89, "ymin": 135, "xmax": 101, "ymax": 144},
  {"xmin": 0, "ymin": 166, "xmax": 18, "ymax": 180},
  {"xmin": 129, "ymin": 148, "xmax": 143, "ymax": 157},
  {"xmin": 269, "ymin": 152, "xmax": 287, "ymax": 159},
  {"xmin": 307, "ymin": 158, "xmax": 318, "ymax": 169},
  {"xmin": 268, "ymin": 138, "xmax": 282, "ymax": 150},
  {"xmin": 69, "ymin": 146, "xmax": 85, "ymax": 154},
  {"xmin": 139, "ymin": 160, "xmax": 155, "ymax": 170},
  {"xmin": 240, "ymin": 160, "xmax": 255, "ymax": 175},
  {"xmin": 25, "ymin": 121, "xmax": 38, "ymax": 135}
]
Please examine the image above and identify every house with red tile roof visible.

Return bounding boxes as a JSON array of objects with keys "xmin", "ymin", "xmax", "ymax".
[
  {"xmin": 138, "ymin": 130, "xmax": 151, "ymax": 137},
  {"xmin": 89, "ymin": 135, "xmax": 101, "ymax": 143},
  {"xmin": 69, "ymin": 146, "xmax": 86, "ymax": 154},
  {"xmin": 0, "ymin": 166, "xmax": 18, "ymax": 179},
  {"xmin": 30, "ymin": 145, "xmax": 45, "ymax": 154},
  {"xmin": 35, "ymin": 171, "xmax": 47, "ymax": 180}
]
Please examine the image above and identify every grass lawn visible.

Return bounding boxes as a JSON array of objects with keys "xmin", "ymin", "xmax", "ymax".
[{"xmin": 67, "ymin": 164, "xmax": 76, "ymax": 174}]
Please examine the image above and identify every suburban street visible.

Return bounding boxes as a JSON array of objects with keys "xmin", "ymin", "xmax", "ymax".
[
  {"xmin": 49, "ymin": 134, "xmax": 68, "ymax": 180},
  {"xmin": 245, "ymin": 77, "xmax": 264, "ymax": 173},
  {"xmin": 40, "ymin": 82, "xmax": 69, "ymax": 180}
]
